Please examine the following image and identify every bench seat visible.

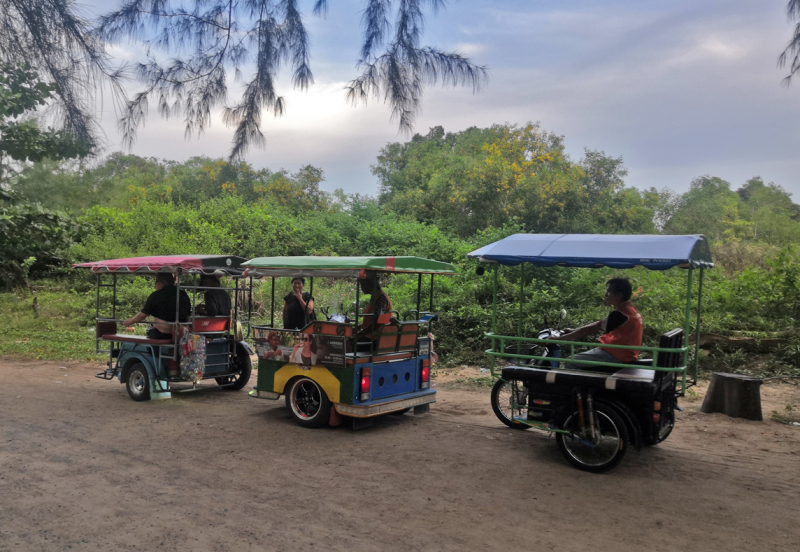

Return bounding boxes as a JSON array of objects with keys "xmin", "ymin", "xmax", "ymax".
[
  {"xmin": 101, "ymin": 333, "xmax": 173, "ymax": 345},
  {"xmin": 501, "ymin": 365, "xmax": 657, "ymax": 393}
]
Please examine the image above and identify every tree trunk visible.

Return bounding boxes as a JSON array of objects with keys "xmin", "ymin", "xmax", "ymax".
[{"xmin": 701, "ymin": 373, "xmax": 763, "ymax": 421}]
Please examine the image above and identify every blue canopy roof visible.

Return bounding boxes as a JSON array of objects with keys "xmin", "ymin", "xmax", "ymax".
[{"xmin": 467, "ymin": 234, "xmax": 714, "ymax": 270}]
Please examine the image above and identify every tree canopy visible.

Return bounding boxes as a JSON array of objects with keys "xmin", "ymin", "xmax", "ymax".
[
  {"xmin": 373, "ymin": 123, "xmax": 659, "ymax": 237},
  {"xmin": 99, "ymin": 0, "xmax": 487, "ymax": 160},
  {"xmin": 0, "ymin": 0, "xmax": 117, "ymax": 150}
]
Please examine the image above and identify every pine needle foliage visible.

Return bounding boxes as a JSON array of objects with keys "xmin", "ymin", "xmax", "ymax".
[
  {"xmin": 98, "ymin": 0, "xmax": 487, "ymax": 161},
  {"xmin": 0, "ymin": 0, "xmax": 119, "ymax": 150}
]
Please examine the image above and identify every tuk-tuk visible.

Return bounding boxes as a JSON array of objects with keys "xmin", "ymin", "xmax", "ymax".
[
  {"xmin": 467, "ymin": 234, "xmax": 713, "ymax": 472},
  {"xmin": 242, "ymin": 256, "xmax": 455, "ymax": 428},
  {"xmin": 74, "ymin": 255, "xmax": 253, "ymax": 401}
]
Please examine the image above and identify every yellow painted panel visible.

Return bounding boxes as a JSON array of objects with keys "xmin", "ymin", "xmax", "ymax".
[{"xmin": 273, "ymin": 364, "xmax": 341, "ymax": 403}]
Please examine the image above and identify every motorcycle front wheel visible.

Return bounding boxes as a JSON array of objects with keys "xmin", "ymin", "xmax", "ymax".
[
  {"xmin": 490, "ymin": 378, "xmax": 532, "ymax": 430},
  {"xmin": 555, "ymin": 402, "xmax": 629, "ymax": 473}
]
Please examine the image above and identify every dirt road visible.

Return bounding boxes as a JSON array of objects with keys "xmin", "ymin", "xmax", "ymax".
[{"xmin": 1, "ymin": 359, "xmax": 798, "ymax": 552}]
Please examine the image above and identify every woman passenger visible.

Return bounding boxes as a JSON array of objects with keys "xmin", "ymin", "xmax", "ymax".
[{"xmin": 282, "ymin": 277, "xmax": 315, "ymax": 330}]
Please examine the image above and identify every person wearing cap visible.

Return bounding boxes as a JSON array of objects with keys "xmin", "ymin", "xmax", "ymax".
[
  {"xmin": 282, "ymin": 277, "xmax": 315, "ymax": 330},
  {"xmin": 195, "ymin": 273, "xmax": 231, "ymax": 317}
]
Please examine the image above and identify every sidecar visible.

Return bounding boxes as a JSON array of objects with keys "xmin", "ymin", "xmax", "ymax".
[
  {"xmin": 468, "ymin": 234, "xmax": 713, "ymax": 472},
  {"xmin": 74, "ymin": 255, "xmax": 253, "ymax": 401}
]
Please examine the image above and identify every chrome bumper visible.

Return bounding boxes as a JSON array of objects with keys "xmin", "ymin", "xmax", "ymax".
[
  {"xmin": 249, "ymin": 388, "xmax": 281, "ymax": 400},
  {"xmin": 334, "ymin": 394, "xmax": 436, "ymax": 418}
]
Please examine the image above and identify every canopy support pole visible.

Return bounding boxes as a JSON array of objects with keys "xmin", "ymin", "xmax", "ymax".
[
  {"xmin": 429, "ymin": 274, "xmax": 435, "ymax": 332},
  {"xmin": 491, "ymin": 265, "xmax": 498, "ymax": 376},
  {"xmin": 112, "ymin": 274, "xmax": 117, "ymax": 319},
  {"xmin": 416, "ymin": 273, "xmax": 422, "ymax": 318},
  {"xmin": 429, "ymin": 274, "xmax": 434, "ymax": 312},
  {"xmin": 693, "ymin": 267, "xmax": 705, "ymax": 385},
  {"xmin": 270, "ymin": 277, "xmax": 275, "ymax": 328},
  {"xmin": 518, "ymin": 264, "xmax": 525, "ymax": 337},
  {"xmin": 683, "ymin": 268, "xmax": 694, "ymax": 393},
  {"xmin": 355, "ymin": 280, "xmax": 360, "ymax": 331},
  {"xmin": 95, "ymin": 274, "xmax": 100, "ymax": 323}
]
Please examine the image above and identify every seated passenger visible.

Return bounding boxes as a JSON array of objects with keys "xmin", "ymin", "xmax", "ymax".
[
  {"xmin": 195, "ymin": 274, "xmax": 232, "ymax": 317},
  {"xmin": 359, "ymin": 272, "xmax": 392, "ymax": 341},
  {"xmin": 282, "ymin": 277, "xmax": 315, "ymax": 330},
  {"xmin": 551, "ymin": 277, "xmax": 642, "ymax": 373},
  {"xmin": 123, "ymin": 273, "xmax": 191, "ymax": 339}
]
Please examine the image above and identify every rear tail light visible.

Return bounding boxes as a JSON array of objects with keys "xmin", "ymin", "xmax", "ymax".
[
  {"xmin": 420, "ymin": 359, "xmax": 430, "ymax": 389},
  {"xmin": 654, "ymin": 401, "xmax": 661, "ymax": 411},
  {"xmin": 360, "ymin": 367, "xmax": 371, "ymax": 401},
  {"xmin": 653, "ymin": 413, "xmax": 661, "ymax": 423}
]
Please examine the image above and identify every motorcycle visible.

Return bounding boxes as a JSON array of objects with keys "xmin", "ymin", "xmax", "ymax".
[
  {"xmin": 492, "ymin": 311, "xmax": 566, "ymax": 430},
  {"xmin": 490, "ymin": 312, "xmax": 681, "ymax": 472}
]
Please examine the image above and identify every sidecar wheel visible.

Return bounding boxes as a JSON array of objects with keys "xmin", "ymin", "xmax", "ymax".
[
  {"xmin": 126, "ymin": 362, "xmax": 151, "ymax": 402},
  {"xmin": 216, "ymin": 343, "xmax": 252, "ymax": 390},
  {"xmin": 555, "ymin": 402, "xmax": 629, "ymax": 473},
  {"xmin": 490, "ymin": 378, "xmax": 531, "ymax": 430}
]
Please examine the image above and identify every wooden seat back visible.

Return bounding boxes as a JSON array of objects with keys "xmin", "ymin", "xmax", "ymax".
[
  {"xmin": 396, "ymin": 323, "xmax": 419, "ymax": 352},
  {"xmin": 96, "ymin": 321, "xmax": 117, "ymax": 338}
]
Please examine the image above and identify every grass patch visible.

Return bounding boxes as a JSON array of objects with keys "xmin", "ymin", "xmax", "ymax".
[{"xmin": 0, "ymin": 289, "xmax": 105, "ymax": 361}]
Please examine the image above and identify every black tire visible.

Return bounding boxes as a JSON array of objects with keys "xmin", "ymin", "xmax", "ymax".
[
  {"xmin": 285, "ymin": 377, "xmax": 331, "ymax": 428},
  {"xmin": 555, "ymin": 402, "xmax": 629, "ymax": 473},
  {"xmin": 215, "ymin": 343, "xmax": 252, "ymax": 391},
  {"xmin": 490, "ymin": 378, "xmax": 531, "ymax": 430},
  {"xmin": 126, "ymin": 362, "xmax": 151, "ymax": 402}
]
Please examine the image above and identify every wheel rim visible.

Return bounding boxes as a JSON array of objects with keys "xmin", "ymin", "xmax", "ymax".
[
  {"xmin": 129, "ymin": 370, "xmax": 146, "ymax": 396},
  {"xmin": 495, "ymin": 380, "xmax": 528, "ymax": 423},
  {"xmin": 561, "ymin": 410, "xmax": 622, "ymax": 468},
  {"xmin": 291, "ymin": 379, "xmax": 322, "ymax": 419}
]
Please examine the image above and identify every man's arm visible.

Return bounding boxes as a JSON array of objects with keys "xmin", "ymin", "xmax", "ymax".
[
  {"xmin": 552, "ymin": 321, "xmax": 602, "ymax": 342},
  {"xmin": 123, "ymin": 311, "xmax": 148, "ymax": 329}
]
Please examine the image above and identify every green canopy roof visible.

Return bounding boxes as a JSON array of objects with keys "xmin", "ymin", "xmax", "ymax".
[{"xmin": 242, "ymin": 256, "xmax": 456, "ymax": 278}]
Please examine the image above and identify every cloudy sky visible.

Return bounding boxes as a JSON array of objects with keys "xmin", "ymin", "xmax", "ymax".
[{"xmin": 91, "ymin": 0, "xmax": 800, "ymax": 198}]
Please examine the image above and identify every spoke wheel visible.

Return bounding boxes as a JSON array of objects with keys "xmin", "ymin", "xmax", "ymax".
[
  {"xmin": 286, "ymin": 377, "xmax": 331, "ymax": 428},
  {"xmin": 490, "ymin": 378, "xmax": 531, "ymax": 430},
  {"xmin": 126, "ymin": 362, "xmax": 151, "ymax": 402},
  {"xmin": 216, "ymin": 343, "xmax": 252, "ymax": 391},
  {"xmin": 556, "ymin": 402, "xmax": 629, "ymax": 473}
]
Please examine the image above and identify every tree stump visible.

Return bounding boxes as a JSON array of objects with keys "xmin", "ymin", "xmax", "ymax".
[{"xmin": 701, "ymin": 373, "xmax": 763, "ymax": 421}]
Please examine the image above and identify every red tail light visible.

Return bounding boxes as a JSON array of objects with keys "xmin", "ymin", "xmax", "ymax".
[
  {"xmin": 360, "ymin": 367, "xmax": 371, "ymax": 401},
  {"xmin": 653, "ymin": 413, "xmax": 661, "ymax": 423},
  {"xmin": 420, "ymin": 359, "xmax": 430, "ymax": 389}
]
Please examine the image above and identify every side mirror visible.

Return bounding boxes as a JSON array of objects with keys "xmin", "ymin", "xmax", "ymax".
[
  {"xmin": 475, "ymin": 266, "xmax": 485, "ymax": 276},
  {"xmin": 560, "ymin": 309, "xmax": 567, "ymax": 320}
]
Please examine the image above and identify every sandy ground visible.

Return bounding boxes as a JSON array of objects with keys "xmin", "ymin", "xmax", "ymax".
[{"xmin": 0, "ymin": 359, "xmax": 799, "ymax": 552}]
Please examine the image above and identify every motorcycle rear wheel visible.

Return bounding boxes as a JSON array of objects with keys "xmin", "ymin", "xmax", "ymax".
[{"xmin": 555, "ymin": 402, "xmax": 629, "ymax": 473}]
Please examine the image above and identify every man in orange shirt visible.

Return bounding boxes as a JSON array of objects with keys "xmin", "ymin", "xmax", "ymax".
[{"xmin": 552, "ymin": 277, "xmax": 643, "ymax": 373}]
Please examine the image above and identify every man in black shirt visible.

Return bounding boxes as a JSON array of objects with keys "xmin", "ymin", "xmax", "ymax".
[
  {"xmin": 123, "ymin": 273, "xmax": 191, "ymax": 339},
  {"xmin": 195, "ymin": 274, "xmax": 232, "ymax": 317}
]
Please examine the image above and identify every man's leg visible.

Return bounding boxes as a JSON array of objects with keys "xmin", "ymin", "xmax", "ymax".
[{"xmin": 564, "ymin": 348, "xmax": 624, "ymax": 373}]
